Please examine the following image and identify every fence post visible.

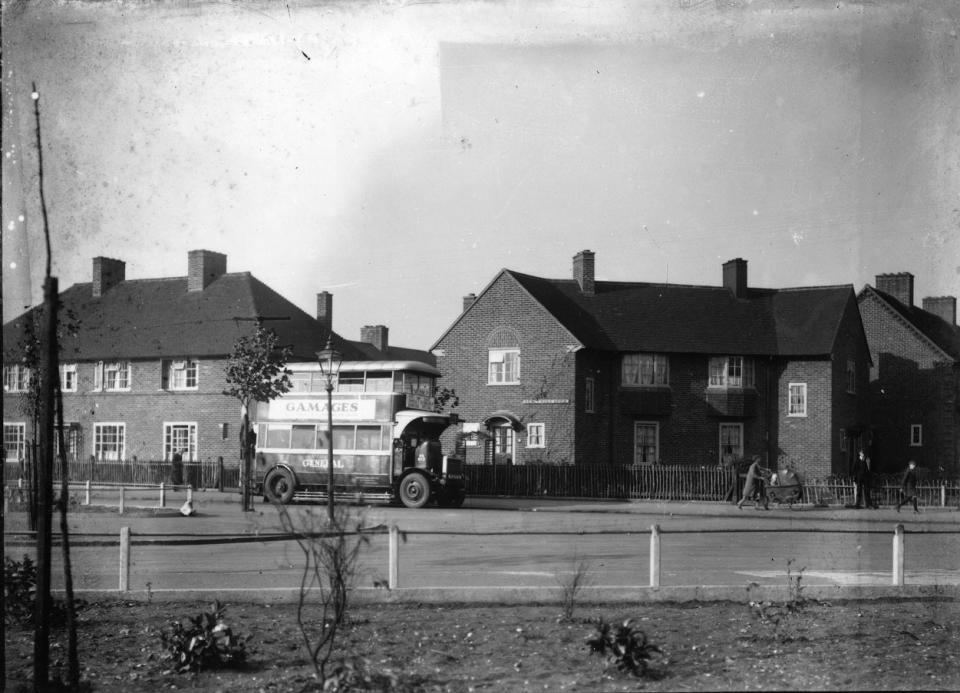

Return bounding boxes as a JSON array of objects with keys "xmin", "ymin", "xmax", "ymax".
[
  {"xmin": 942, "ymin": 484, "xmax": 947, "ymax": 508},
  {"xmin": 217, "ymin": 457, "xmax": 224, "ymax": 493},
  {"xmin": 159, "ymin": 482, "xmax": 165, "ymax": 508},
  {"xmin": 119, "ymin": 486, "xmax": 125, "ymax": 514},
  {"xmin": 119, "ymin": 526, "xmax": 130, "ymax": 591},
  {"xmin": 649, "ymin": 524, "xmax": 661, "ymax": 588},
  {"xmin": 84, "ymin": 480, "xmax": 91, "ymax": 506},
  {"xmin": 892, "ymin": 524, "xmax": 904, "ymax": 587},
  {"xmin": 388, "ymin": 525, "xmax": 400, "ymax": 590}
]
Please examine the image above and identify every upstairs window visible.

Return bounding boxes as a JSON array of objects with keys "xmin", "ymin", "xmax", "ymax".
[
  {"xmin": 94, "ymin": 361, "xmax": 131, "ymax": 391},
  {"xmin": 788, "ymin": 383, "xmax": 807, "ymax": 417},
  {"xmin": 3, "ymin": 365, "xmax": 31, "ymax": 393},
  {"xmin": 60, "ymin": 364, "xmax": 77, "ymax": 392},
  {"xmin": 163, "ymin": 359, "xmax": 198, "ymax": 390},
  {"xmin": 622, "ymin": 353, "xmax": 669, "ymax": 386},
  {"xmin": 488, "ymin": 349, "xmax": 520, "ymax": 385},
  {"xmin": 846, "ymin": 360, "xmax": 856, "ymax": 394},
  {"xmin": 708, "ymin": 356, "xmax": 755, "ymax": 388}
]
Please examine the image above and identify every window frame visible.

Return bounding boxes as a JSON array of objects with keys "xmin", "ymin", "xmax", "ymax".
[
  {"xmin": 708, "ymin": 356, "xmax": 755, "ymax": 389},
  {"xmin": 621, "ymin": 353, "xmax": 669, "ymax": 387},
  {"xmin": 93, "ymin": 422, "xmax": 126, "ymax": 461},
  {"xmin": 633, "ymin": 421, "xmax": 659, "ymax": 466},
  {"xmin": 910, "ymin": 424, "xmax": 922, "ymax": 447},
  {"xmin": 846, "ymin": 360, "xmax": 856, "ymax": 394},
  {"xmin": 96, "ymin": 361, "xmax": 132, "ymax": 392},
  {"xmin": 3, "ymin": 422, "xmax": 26, "ymax": 461},
  {"xmin": 584, "ymin": 377, "xmax": 595, "ymax": 414},
  {"xmin": 60, "ymin": 363, "xmax": 78, "ymax": 392},
  {"xmin": 526, "ymin": 423, "xmax": 545, "ymax": 449},
  {"xmin": 487, "ymin": 348, "xmax": 521, "ymax": 385},
  {"xmin": 787, "ymin": 382, "xmax": 807, "ymax": 417},
  {"xmin": 3, "ymin": 364, "xmax": 31, "ymax": 393},
  {"xmin": 718, "ymin": 422, "xmax": 744, "ymax": 464},
  {"xmin": 165, "ymin": 359, "xmax": 199, "ymax": 391},
  {"xmin": 163, "ymin": 421, "xmax": 198, "ymax": 461}
]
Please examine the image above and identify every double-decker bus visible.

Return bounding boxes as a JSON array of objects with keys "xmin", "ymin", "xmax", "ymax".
[{"xmin": 251, "ymin": 360, "xmax": 465, "ymax": 508}]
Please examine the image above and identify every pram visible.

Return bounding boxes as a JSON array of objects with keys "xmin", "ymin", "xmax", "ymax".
[{"xmin": 764, "ymin": 468, "xmax": 803, "ymax": 507}]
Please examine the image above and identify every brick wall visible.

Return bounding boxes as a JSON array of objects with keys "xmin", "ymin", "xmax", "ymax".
[
  {"xmin": 4, "ymin": 357, "xmax": 242, "ymax": 464},
  {"xmin": 859, "ymin": 292, "xmax": 960, "ymax": 473},
  {"xmin": 776, "ymin": 358, "xmax": 834, "ymax": 477},
  {"xmin": 434, "ymin": 272, "xmax": 578, "ymax": 464}
]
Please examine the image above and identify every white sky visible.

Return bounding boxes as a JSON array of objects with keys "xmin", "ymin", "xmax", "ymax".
[{"xmin": 3, "ymin": 0, "xmax": 959, "ymax": 349}]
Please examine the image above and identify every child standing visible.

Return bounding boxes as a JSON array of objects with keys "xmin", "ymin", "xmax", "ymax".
[{"xmin": 896, "ymin": 460, "xmax": 920, "ymax": 514}]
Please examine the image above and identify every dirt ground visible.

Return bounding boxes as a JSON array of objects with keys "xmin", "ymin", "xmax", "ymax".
[{"xmin": 4, "ymin": 596, "xmax": 959, "ymax": 692}]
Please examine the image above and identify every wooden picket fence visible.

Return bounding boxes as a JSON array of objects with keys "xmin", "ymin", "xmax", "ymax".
[{"xmin": 3, "ymin": 458, "xmax": 241, "ymax": 491}]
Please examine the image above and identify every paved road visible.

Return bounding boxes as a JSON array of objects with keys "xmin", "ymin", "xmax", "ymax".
[{"xmin": 5, "ymin": 491, "xmax": 959, "ymax": 592}]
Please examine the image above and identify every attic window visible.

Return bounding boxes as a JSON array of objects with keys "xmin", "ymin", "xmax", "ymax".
[{"xmin": 708, "ymin": 356, "xmax": 755, "ymax": 389}]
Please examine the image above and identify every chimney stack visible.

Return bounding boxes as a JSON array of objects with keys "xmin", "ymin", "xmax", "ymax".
[
  {"xmin": 922, "ymin": 296, "xmax": 957, "ymax": 326},
  {"xmin": 462, "ymin": 293, "xmax": 477, "ymax": 312},
  {"xmin": 573, "ymin": 250, "xmax": 595, "ymax": 295},
  {"xmin": 92, "ymin": 257, "xmax": 126, "ymax": 297},
  {"xmin": 316, "ymin": 291, "xmax": 333, "ymax": 332},
  {"xmin": 875, "ymin": 272, "xmax": 914, "ymax": 307},
  {"xmin": 722, "ymin": 258, "xmax": 748, "ymax": 299},
  {"xmin": 360, "ymin": 325, "xmax": 389, "ymax": 353},
  {"xmin": 187, "ymin": 250, "xmax": 227, "ymax": 292}
]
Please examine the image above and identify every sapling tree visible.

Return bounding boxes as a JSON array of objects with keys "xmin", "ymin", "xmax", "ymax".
[{"xmin": 223, "ymin": 325, "xmax": 292, "ymax": 511}]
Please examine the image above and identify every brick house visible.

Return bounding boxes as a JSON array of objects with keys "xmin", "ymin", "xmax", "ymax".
[
  {"xmin": 857, "ymin": 273, "xmax": 960, "ymax": 474},
  {"xmin": 431, "ymin": 251, "xmax": 872, "ymax": 477},
  {"xmin": 1, "ymin": 250, "xmax": 392, "ymax": 466}
]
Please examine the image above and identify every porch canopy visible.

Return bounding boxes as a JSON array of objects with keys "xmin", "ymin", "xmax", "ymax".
[{"xmin": 482, "ymin": 410, "xmax": 524, "ymax": 431}]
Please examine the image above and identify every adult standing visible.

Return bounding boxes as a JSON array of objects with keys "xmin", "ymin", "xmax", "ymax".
[
  {"xmin": 896, "ymin": 460, "xmax": 920, "ymax": 514},
  {"xmin": 854, "ymin": 449, "xmax": 877, "ymax": 509},
  {"xmin": 737, "ymin": 457, "xmax": 768, "ymax": 510}
]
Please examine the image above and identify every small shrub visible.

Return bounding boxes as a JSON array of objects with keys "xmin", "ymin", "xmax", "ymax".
[
  {"xmin": 556, "ymin": 557, "xmax": 592, "ymax": 622},
  {"xmin": 160, "ymin": 601, "xmax": 248, "ymax": 673},
  {"xmin": 747, "ymin": 559, "xmax": 809, "ymax": 642},
  {"xmin": 586, "ymin": 618, "xmax": 662, "ymax": 678},
  {"xmin": 4, "ymin": 554, "xmax": 81, "ymax": 628},
  {"xmin": 322, "ymin": 656, "xmax": 402, "ymax": 692}
]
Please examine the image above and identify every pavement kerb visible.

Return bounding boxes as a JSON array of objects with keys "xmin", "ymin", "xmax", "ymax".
[{"xmin": 56, "ymin": 583, "xmax": 960, "ymax": 605}]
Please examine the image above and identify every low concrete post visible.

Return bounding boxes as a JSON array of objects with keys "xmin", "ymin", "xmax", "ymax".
[
  {"xmin": 187, "ymin": 487, "xmax": 193, "ymax": 504},
  {"xmin": 389, "ymin": 525, "xmax": 400, "ymax": 590},
  {"xmin": 650, "ymin": 524, "xmax": 661, "ymax": 588},
  {"xmin": 892, "ymin": 523, "xmax": 904, "ymax": 586},
  {"xmin": 84, "ymin": 480, "xmax": 91, "ymax": 506},
  {"xmin": 159, "ymin": 482, "xmax": 165, "ymax": 508},
  {"xmin": 119, "ymin": 526, "xmax": 131, "ymax": 591},
  {"xmin": 942, "ymin": 484, "xmax": 947, "ymax": 507},
  {"xmin": 118, "ymin": 486, "xmax": 125, "ymax": 515}
]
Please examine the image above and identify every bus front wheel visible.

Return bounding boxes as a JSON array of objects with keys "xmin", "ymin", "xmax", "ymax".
[
  {"xmin": 398, "ymin": 472, "xmax": 431, "ymax": 509},
  {"xmin": 264, "ymin": 468, "xmax": 296, "ymax": 504}
]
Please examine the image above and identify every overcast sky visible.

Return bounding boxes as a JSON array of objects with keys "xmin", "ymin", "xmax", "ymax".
[{"xmin": 3, "ymin": 0, "xmax": 959, "ymax": 350}]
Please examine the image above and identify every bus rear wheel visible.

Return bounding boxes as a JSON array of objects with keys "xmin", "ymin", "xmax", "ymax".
[
  {"xmin": 398, "ymin": 472, "xmax": 430, "ymax": 509},
  {"xmin": 264, "ymin": 467, "xmax": 295, "ymax": 504}
]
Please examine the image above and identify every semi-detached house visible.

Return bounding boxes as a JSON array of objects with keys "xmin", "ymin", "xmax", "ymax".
[
  {"xmin": 2, "ymin": 250, "xmax": 378, "ymax": 466},
  {"xmin": 431, "ymin": 251, "xmax": 872, "ymax": 478}
]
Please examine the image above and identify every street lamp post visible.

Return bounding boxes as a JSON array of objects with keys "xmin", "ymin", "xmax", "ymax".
[{"xmin": 317, "ymin": 338, "xmax": 342, "ymax": 522}]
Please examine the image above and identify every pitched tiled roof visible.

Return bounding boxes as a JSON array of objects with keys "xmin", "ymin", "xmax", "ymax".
[
  {"xmin": 2, "ymin": 273, "xmax": 367, "ymax": 363},
  {"xmin": 505, "ymin": 271, "xmax": 854, "ymax": 356},
  {"xmin": 349, "ymin": 341, "xmax": 437, "ymax": 366},
  {"xmin": 866, "ymin": 287, "xmax": 960, "ymax": 361}
]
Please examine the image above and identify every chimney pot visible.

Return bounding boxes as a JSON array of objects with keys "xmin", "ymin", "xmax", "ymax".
[
  {"xmin": 922, "ymin": 296, "xmax": 957, "ymax": 326},
  {"xmin": 187, "ymin": 249, "xmax": 227, "ymax": 291},
  {"xmin": 722, "ymin": 258, "xmax": 748, "ymax": 298},
  {"xmin": 92, "ymin": 257, "xmax": 126, "ymax": 297},
  {"xmin": 573, "ymin": 250, "xmax": 595, "ymax": 294},
  {"xmin": 316, "ymin": 291, "xmax": 333, "ymax": 332},
  {"xmin": 360, "ymin": 325, "xmax": 389, "ymax": 353},
  {"xmin": 462, "ymin": 293, "xmax": 477, "ymax": 312},
  {"xmin": 875, "ymin": 272, "xmax": 914, "ymax": 307}
]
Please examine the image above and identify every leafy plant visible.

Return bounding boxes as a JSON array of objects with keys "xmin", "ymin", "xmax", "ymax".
[
  {"xmin": 5, "ymin": 554, "xmax": 80, "ymax": 627},
  {"xmin": 160, "ymin": 601, "xmax": 248, "ymax": 673},
  {"xmin": 556, "ymin": 556, "xmax": 592, "ymax": 622},
  {"xmin": 322, "ymin": 656, "xmax": 403, "ymax": 692},
  {"xmin": 586, "ymin": 618, "xmax": 662, "ymax": 678}
]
